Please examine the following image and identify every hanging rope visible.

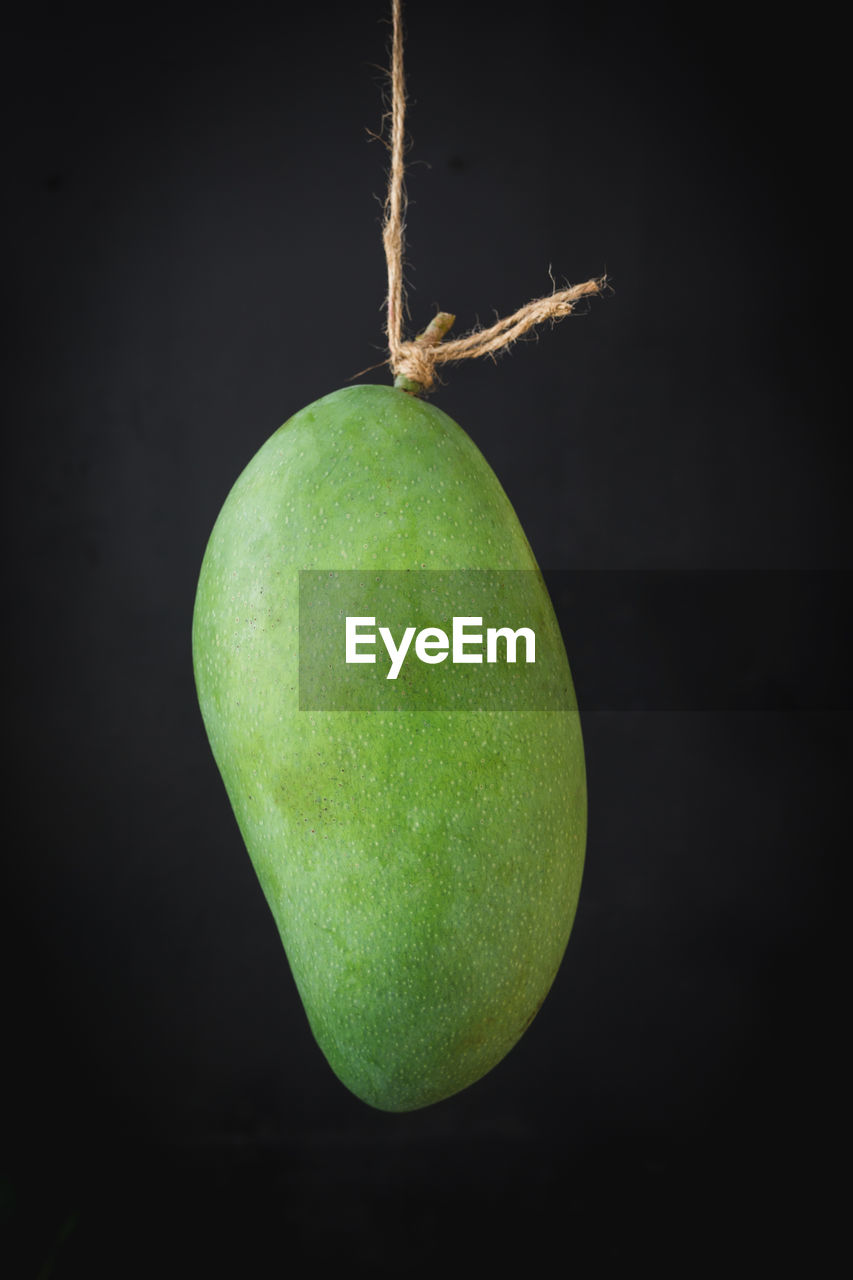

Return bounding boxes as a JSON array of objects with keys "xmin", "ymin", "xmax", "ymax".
[{"xmin": 381, "ymin": 0, "xmax": 605, "ymax": 394}]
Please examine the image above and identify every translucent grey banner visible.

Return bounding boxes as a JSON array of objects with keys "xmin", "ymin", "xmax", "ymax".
[
  {"xmin": 546, "ymin": 569, "xmax": 851, "ymax": 712},
  {"xmin": 298, "ymin": 570, "xmax": 851, "ymax": 712},
  {"xmin": 299, "ymin": 570, "xmax": 576, "ymax": 711}
]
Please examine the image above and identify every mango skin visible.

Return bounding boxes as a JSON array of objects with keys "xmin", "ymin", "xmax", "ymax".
[{"xmin": 192, "ymin": 384, "xmax": 586, "ymax": 1111}]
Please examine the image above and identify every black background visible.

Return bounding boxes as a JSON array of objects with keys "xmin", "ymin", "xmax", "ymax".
[{"xmin": 4, "ymin": 0, "xmax": 847, "ymax": 1274}]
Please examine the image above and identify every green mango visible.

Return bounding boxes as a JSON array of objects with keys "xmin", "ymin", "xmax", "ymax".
[{"xmin": 192, "ymin": 384, "xmax": 586, "ymax": 1111}]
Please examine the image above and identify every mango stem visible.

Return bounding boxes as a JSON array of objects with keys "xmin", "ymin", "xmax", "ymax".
[{"xmin": 394, "ymin": 312, "xmax": 456, "ymax": 395}]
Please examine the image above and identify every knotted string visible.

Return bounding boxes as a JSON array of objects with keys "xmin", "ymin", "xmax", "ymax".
[{"xmin": 381, "ymin": 0, "xmax": 605, "ymax": 394}]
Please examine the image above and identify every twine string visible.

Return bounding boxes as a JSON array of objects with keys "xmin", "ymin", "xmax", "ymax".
[
  {"xmin": 381, "ymin": 0, "xmax": 407, "ymax": 365},
  {"xmin": 381, "ymin": 0, "xmax": 604, "ymax": 394}
]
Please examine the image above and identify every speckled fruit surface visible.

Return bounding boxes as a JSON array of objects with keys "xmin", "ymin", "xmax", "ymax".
[{"xmin": 192, "ymin": 384, "xmax": 586, "ymax": 1111}]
